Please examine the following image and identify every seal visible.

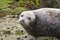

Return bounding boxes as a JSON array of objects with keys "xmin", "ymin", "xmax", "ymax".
[{"xmin": 19, "ymin": 8, "xmax": 60, "ymax": 38}]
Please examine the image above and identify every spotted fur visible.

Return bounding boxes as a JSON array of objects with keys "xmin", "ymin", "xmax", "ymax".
[{"xmin": 19, "ymin": 8, "xmax": 60, "ymax": 38}]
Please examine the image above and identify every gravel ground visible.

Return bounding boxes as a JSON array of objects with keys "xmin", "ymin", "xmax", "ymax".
[
  {"xmin": 0, "ymin": 15, "xmax": 59, "ymax": 40},
  {"xmin": 0, "ymin": 15, "xmax": 35, "ymax": 40}
]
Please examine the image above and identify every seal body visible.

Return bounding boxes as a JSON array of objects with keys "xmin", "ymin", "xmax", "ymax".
[{"xmin": 19, "ymin": 8, "xmax": 60, "ymax": 38}]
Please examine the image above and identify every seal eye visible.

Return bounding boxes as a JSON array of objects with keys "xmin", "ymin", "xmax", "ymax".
[
  {"xmin": 21, "ymin": 15, "xmax": 23, "ymax": 17},
  {"xmin": 28, "ymin": 17, "xmax": 31, "ymax": 20}
]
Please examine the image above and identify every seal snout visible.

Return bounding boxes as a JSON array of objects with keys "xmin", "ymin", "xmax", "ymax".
[{"xmin": 20, "ymin": 19, "xmax": 25, "ymax": 25}]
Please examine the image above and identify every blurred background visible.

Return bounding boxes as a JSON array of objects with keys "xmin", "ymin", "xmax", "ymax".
[{"xmin": 0, "ymin": 0, "xmax": 60, "ymax": 17}]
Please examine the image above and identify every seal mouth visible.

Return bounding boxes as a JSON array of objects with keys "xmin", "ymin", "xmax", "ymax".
[
  {"xmin": 20, "ymin": 21, "xmax": 24, "ymax": 25},
  {"xmin": 19, "ymin": 21, "xmax": 27, "ymax": 26}
]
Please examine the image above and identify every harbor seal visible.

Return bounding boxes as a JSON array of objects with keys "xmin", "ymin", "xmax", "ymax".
[{"xmin": 19, "ymin": 8, "xmax": 60, "ymax": 38}]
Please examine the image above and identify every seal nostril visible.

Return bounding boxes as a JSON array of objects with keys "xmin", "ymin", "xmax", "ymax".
[
  {"xmin": 20, "ymin": 19, "xmax": 24, "ymax": 23},
  {"xmin": 19, "ymin": 19, "xmax": 25, "ymax": 25}
]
